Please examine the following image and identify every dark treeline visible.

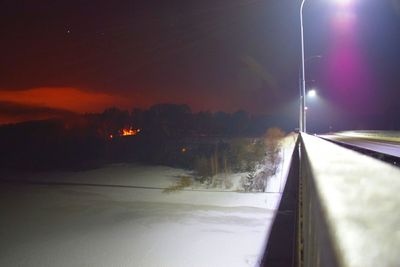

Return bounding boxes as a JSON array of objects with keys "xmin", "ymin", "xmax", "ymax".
[
  {"xmin": 0, "ymin": 103, "xmax": 291, "ymax": 171},
  {"xmin": 92, "ymin": 104, "xmax": 288, "ymax": 138}
]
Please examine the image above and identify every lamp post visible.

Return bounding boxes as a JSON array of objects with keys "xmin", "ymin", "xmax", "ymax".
[
  {"xmin": 300, "ymin": 0, "xmax": 307, "ymax": 132},
  {"xmin": 300, "ymin": 0, "xmax": 352, "ymax": 132}
]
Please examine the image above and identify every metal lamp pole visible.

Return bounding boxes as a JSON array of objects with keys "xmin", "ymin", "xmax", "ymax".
[{"xmin": 300, "ymin": 0, "xmax": 307, "ymax": 132}]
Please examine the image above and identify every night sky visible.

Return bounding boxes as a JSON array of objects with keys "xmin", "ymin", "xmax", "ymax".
[{"xmin": 0, "ymin": 0, "xmax": 399, "ymax": 131}]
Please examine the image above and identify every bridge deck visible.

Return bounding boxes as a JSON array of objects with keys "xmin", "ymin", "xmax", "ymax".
[{"xmin": 320, "ymin": 133, "xmax": 400, "ymax": 158}]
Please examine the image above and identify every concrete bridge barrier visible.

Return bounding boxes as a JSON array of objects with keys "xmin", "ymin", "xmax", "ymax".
[
  {"xmin": 263, "ymin": 133, "xmax": 400, "ymax": 267},
  {"xmin": 299, "ymin": 134, "xmax": 400, "ymax": 267}
]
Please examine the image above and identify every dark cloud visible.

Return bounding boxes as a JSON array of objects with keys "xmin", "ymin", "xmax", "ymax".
[{"xmin": 0, "ymin": 101, "xmax": 75, "ymax": 124}]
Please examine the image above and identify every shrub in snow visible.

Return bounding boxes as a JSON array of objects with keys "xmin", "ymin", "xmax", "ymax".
[
  {"xmin": 264, "ymin": 127, "xmax": 285, "ymax": 175},
  {"xmin": 194, "ymin": 156, "xmax": 213, "ymax": 184},
  {"xmin": 239, "ymin": 127, "xmax": 285, "ymax": 192},
  {"xmin": 227, "ymin": 138, "xmax": 266, "ymax": 173},
  {"xmin": 240, "ymin": 168, "xmax": 266, "ymax": 192},
  {"xmin": 242, "ymin": 170, "xmax": 256, "ymax": 192},
  {"xmin": 223, "ymin": 176, "xmax": 234, "ymax": 189},
  {"xmin": 189, "ymin": 133, "xmax": 286, "ymax": 191},
  {"xmin": 253, "ymin": 171, "xmax": 267, "ymax": 192},
  {"xmin": 163, "ymin": 176, "xmax": 193, "ymax": 193}
]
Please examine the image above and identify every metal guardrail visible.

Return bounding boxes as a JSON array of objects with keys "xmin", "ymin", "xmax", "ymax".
[{"xmin": 299, "ymin": 133, "xmax": 400, "ymax": 267}]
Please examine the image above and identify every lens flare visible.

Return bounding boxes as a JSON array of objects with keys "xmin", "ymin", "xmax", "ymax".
[{"xmin": 324, "ymin": 5, "xmax": 377, "ymax": 114}]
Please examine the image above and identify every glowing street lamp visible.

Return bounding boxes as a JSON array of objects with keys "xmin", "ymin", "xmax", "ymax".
[
  {"xmin": 307, "ymin": 89, "xmax": 317, "ymax": 98},
  {"xmin": 299, "ymin": 0, "xmax": 352, "ymax": 132}
]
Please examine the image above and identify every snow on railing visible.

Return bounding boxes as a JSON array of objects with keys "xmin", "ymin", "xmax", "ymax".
[{"xmin": 299, "ymin": 134, "xmax": 400, "ymax": 267}]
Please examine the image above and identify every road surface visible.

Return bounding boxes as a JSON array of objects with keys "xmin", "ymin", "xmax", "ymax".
[{"xmin": 320, "ymin": 132, "xmax": 400, "ymax": 158}]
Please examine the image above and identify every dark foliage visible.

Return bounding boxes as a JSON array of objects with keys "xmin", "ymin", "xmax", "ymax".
[{"xmin": 0, "ymin": 104, "xmax": 289, "ymax": 171}]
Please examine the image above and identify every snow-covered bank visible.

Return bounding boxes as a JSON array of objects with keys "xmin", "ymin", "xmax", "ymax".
[
  {"xmin": 0, "ymin": 184, "xmax": 276, "ymax": 267},
  {"xmin": 0, "ymin": 136, "xmax": 296, "ymax": 267}
]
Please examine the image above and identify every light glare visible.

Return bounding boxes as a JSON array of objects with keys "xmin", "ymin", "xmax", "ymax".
[
  {"xmin": 336, "ymin": 0, "xmax": 353, "ymax": 7},
  {"xmin": 308, "ymin": 89, "xmax": 317, "ymax": 97}
]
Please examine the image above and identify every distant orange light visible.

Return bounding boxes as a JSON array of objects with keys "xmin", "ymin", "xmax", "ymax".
[
  {"xmin": 181, "ymin": 148, "xmax": 187, "ymax": 153},
  {"xmin": 120, "ymin": 127, "xmax": 141, "ymax": 136}
]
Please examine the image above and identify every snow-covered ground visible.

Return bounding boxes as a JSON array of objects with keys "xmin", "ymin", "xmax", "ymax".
[{"xmin": 0, "ymin": 136, "xmax": 296, "ymax": 267}]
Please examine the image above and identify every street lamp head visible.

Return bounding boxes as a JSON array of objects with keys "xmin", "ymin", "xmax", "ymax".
[{"xmin": 307, "ymin": 89, "xmax": 317, "ymax": 97}]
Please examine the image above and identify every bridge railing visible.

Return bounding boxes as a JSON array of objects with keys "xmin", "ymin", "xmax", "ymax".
[{"xmin": 299, "ymin": 133, "xmax": 400, "ymax": 267}]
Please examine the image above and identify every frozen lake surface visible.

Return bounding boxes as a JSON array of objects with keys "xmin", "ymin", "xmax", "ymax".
[{"xmin": 0, "ymin": 139, "xmax": 295, "ymax": 267}]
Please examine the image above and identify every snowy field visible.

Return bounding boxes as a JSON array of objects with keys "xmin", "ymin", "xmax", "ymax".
[{"xmin": 0, "ymin": 137, "xmax": 295, "ymax": 267}]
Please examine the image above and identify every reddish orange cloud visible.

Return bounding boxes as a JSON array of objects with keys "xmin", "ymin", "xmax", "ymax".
[
  {"xmin": 0, "ymin": 87, "xmax": 134, "ymax": 124},
  {"xmin": 0, "ymin": 87, "xmax": 131, "ymax": 113},
  {"xmin": 0, "ymin": 86, "xmax": 263, "ymax": 125}
]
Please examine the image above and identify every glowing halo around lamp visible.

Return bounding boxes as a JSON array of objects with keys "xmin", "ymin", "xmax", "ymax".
[
  {"xmin": 336, "ymin": 0, "xmax": 354, "ymax": 7},
  {"xmin": 308, "ymin": 89, "xmax": 317, "ymax": 98}
]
